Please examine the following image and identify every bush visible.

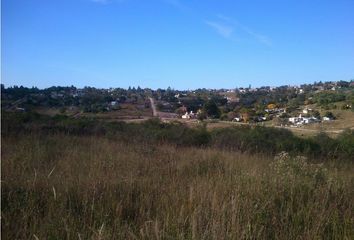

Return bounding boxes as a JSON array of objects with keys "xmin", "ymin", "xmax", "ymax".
[
  {"xmin": 210, "ymin": 126, "xmax": 319, "ymax": 156},
  {"xmin": 203, "ymin": 100, "xmax": 221, "ymax": 119},
  {"xmin": 337, "ymin": 130, "xmax": 354, "ymax": 158},
  {"xmin": 2, "ymin": 111, "xmax": 353, "ymax": 161},
  {"xmin": 324, "ymin": 111, "xmax": 335, "ymax": 119},
  {"xmin": 314, "ymin": 92, "xmax": 346, "ymax": 106},
  {"xmin": 270, "ymin": 151, "xmax": 329, "ymax": 185}
]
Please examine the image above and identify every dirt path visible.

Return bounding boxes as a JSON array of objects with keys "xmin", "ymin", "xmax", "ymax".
[
  {"xmin": 149, "ymin": 97, "xmax": 158, "ymax": 117},
  {"xmin": 274, "ymin": 126, "xmax": 345, "ymax": 134},
  {"xmin": 208, "ymin": 120, "xmax": 348, "ymax": 136}
]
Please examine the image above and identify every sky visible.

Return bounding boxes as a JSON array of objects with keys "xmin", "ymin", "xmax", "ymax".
[{"xmin": 2, "ymin": 0, "xmax": 354, "ymax": 90}]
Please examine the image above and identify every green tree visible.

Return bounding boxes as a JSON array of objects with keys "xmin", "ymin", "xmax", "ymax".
[
  {"xmin": 324, "ymin": 111, "xmax": 335, "ymax": 119},
  {"xmin": 203, "ymin": 100, "xmax": 221, "ymax": 119},
  {"xmin": 197, "ymin": 110, "xmax": 207, "ymax": 121},
  {"xmin": 312, "ymin": 110, "xmax": 321, "ymax": 119}
]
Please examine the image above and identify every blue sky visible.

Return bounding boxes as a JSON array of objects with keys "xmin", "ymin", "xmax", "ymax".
[{"xmin": 2, "ymin": 0, "xmax": 354, "ymax": 89}]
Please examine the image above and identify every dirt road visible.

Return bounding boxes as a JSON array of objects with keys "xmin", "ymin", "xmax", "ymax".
[
  {"xmin": 274, "ymin": 125, "xmax": 345, "ymax": 135},
  {"xmin": 149, "ymin": 97, "xmax": 158, "ymax": 117}
]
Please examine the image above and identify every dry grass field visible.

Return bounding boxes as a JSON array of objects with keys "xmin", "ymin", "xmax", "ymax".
[
  {"xmin": 34, "ymin": 103, "xmax": 153, "ymax": 120},
  {"xmin": 80, "ymin": 103, "xmax": 152, "ymax": 119},
  {"xmin": 2, "ymin": 133, "xmax": 353, "ymax": 239}
]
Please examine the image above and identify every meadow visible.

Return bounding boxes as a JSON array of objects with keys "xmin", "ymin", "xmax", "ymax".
[{"xmin": 1, "ymin": 113, "xmax": 354, "ymax": 239}]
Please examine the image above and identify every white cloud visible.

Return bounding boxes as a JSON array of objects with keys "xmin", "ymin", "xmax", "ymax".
[
  {"xmin": 217, "ymin": 14, "xmax": 272, "ymax": 46},
  {"xmin": 236, "ymin": 23, "xmax": 272, "ymax": 46},
  {"xmin": 205, "ymin": 21, "xmax": 234, "ymax": 38}
]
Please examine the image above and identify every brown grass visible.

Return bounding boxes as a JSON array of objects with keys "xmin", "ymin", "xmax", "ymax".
[
  {"xmin": 81, "ymin": 103, "xmax": 153, "ymax": 119},
  {"xmin": 2, "ymin": 134, "xmax": 353, "ymax": 239}
]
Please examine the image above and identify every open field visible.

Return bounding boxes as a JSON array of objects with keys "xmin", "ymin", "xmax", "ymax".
[
  {"xmin": 8, "ymin": 105, "xmax": 354, "ymax": 139},
  {"xmin": 80, "ymin": 103, "xmax": 152, "ymax": 119},
  {"xmin": 275, "ymin": 109, "xmax": 354, "ymax": 138},
  {"xmin": 33, "ymin": 103, "xmax": 153, "ymax": 120},
  {"xmin": 160, "ymin": 118, "xmax": 353, "ymax": 138},
  {"xmin": 182, "ymin": 109, "xmax": 354, "ymax": 138},
  {"xmin": 2, "ymin": 131, "xmax": 354, "ymax": 239},
  {"xmin": 302, "ymin": 110, "xmax": 354, "ymax": 131}
]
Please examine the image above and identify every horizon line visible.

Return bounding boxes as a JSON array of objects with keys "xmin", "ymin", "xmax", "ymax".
[{"xmin": 2, "ymin": 79, "xmax": 353, "ymax": 92}]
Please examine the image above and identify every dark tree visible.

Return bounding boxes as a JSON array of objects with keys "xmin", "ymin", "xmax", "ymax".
[{"xmin": 203, "ymin": 100, "xmax": 221, "ymax": 119}]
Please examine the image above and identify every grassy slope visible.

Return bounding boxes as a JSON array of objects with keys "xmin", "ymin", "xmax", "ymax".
[
  {"xmin": 203, "ymin": 108, "xmax": 354, "ymax": 138},
  {"xmin": 33, "ymin": 103, "xmax": 153, "ymax": 120},
  {"xmin": 2, "ymin": 134, "xmax": 353, "ymax": 239}
]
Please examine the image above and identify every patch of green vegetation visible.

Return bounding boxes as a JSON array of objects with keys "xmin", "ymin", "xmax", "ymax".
[{"xmin": 2, "ymin": 111, "xmax": 354, "ymax": 161}]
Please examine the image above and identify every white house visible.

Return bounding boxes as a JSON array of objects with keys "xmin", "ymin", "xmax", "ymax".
[
  {"xmin": 302, "ymin": 108, "xmax": 312, "ymax": 114},
  {"xmin": 289, "ymin": 114, "xmax": 320, "ymax": 125},
  {"xmin": 182, "ymin": 111, "xmax": 196, "ymax": 119},
  {"xmin": 303, "ymin": 117, "xmax": 319, "ymax": 124},
  {"xmin": 289, "ymin": 117, "xmax": 299, "ymax": 124}
]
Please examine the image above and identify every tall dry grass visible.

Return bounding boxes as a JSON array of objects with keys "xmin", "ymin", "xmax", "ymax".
[{"xmin": 2, "ymin": 134, "xmax": 353, "ymax": 239}]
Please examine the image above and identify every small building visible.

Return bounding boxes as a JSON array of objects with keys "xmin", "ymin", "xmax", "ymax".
[
  {"xmin": 288, "ymin": 117, "xmax": 299, "ymax": 124},
  {"xmin": 182, "ymin": 111, "xmax": 196, "ymax": 119},
  {"xmin": 303, "ymin": 117, "xmax": 319, "ymax": 124},
  {"xmin": 258, "ymin": 116, "xmax": 267, "ymax": 121},
  {"xmin": 289, "ymin": 114, "xmax": 320, "ymax": 125},
  {"xmin": 323, "ymin": 116, "xmax": 333, "ymax": 121},
  {"xmin": 233, "ymin": 117, "xmax": 243, "ymax": 122}
]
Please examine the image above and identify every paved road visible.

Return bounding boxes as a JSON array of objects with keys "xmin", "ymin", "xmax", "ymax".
[{"xmin": 149, "ymin": 97, "xmax": 158, "ymax": 117}]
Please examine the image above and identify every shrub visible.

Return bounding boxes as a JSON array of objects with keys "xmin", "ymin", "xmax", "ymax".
[
  {"xmin": 2, "ymin": 111, "xmax": 352, "ymax": 161},
  {"xmin": 337, "ymin": 130, "xmax": 354, "ymax": 158},
  {"xmin": 270, "ymin": 151, "xmax": 329, "ymax": 185}
]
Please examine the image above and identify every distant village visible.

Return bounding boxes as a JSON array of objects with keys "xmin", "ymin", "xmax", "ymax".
[{"xmin": 2, "ymin": 80, "xmax": 353, "ymax": 126}]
